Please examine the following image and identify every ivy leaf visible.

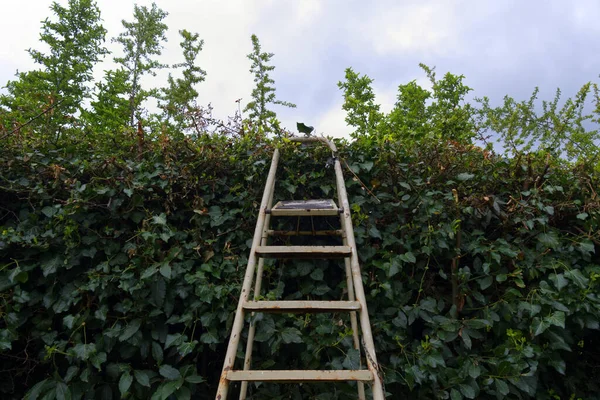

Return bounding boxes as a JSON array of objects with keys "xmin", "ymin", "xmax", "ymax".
[
  {"xmin": 564, "ymin": 269, "xmax": 589, "ymax": 288},
  {"xmin": 281, "ymin": 327, "xmax": 302, "ymax": 344},
  {"xmin": 342, "ymin": 348, "xmax": 360, "ymax": 369},
  {"xmin": 152, "ymin": 214, "xmax": 167, "ymax": 226},
  {"xmin": 546, "ymin": 311, "xmax": 566, "ymax": 328},
  {"xmin": 177, "ymin": 340, "xmax": 198, "ymax": 357},
  {"xmin": 55, "ymin": 382, "xmax": 71, "ymax": 400},
  {"xmin": 90, "ymin": 352, "xmax": 107, "ymax": 371},
  {"xmin": 134, "ymin": 370, "xmax": 151, "ymax": 387},
  {"xmin": 119, "ymin": 371, "xmax": 133, "ymax": 396},
  {"xmin": 159, "ymin": 364, "xmax": 181, "ymax": 380},
  {"xmin": 64, "ymin": 366, "xmax": 78, "ymax": 383},
  {"xmin": 310, "ymin": 268, "xmax": 324, "ymax": 281},
  {"xmin": 200, "ymin": 330, "xmax": 219, "ymax": 344},
  {"xmin": 549, "ymin": 273, "xmax": 568, "ymax": 291},
  {"xmin": 73, "ymin": 343, "xmax": 96, "ymax": 361},
  {"xmin": 401, "ymin": 251, "xmax": 416, "ymax": 263},
  {"xmin": 538, "ymin": 232, "xmax": 559, "ymax": 249},
  {"xmin": 119, "ymin": 319, "xmax": 141, "ymax": 342},
  {"xmin": 25, "ymin": 379, "xmax": 49, "ymax": 400},
  {"xmin": 42, "ymin": 206, "xmax": 56, "ymax": 217},
  {"xmin": 63, "ymin": 315, "xmax": 76, "ymax": 330},
  {"xmin": 532, "ymin": 317, "xmax": 550, "ymax": 336}
]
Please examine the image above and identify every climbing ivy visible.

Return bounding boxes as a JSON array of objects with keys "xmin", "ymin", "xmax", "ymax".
[{"xmin": 0, "ymin": 133, "xmax": 599, "ymax": 399}]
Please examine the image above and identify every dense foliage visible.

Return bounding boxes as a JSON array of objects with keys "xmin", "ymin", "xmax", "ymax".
[
  {"xmin": 1, "ymin": 134, "xmax": 599, "ymax": 399},
  {"xmin": 2, "ymin": 1, "xmax": 600, "ymax": 399}
]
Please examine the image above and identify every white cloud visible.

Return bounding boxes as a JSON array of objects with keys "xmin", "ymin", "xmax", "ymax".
[
  {"xmin": 315, "ymin": 101, "xmax": 350, "ymax": 139},
  {"xmin": 362, "ymin": 1, "xmax": 463, "ymax": 56}
]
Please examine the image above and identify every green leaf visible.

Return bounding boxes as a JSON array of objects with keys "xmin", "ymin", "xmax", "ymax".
[
  {"xmin": 478, "ymin": 276, "xmax": 493, "ymax": 290},
  {"xmin": 342, "ymin": 348, "xmax": 361, "ymax": 370},
  {"xmin": 165, "ymin": 333, "xmax": 183, "ymax": 349},
  {"xmin": 281, "ymin": 327, "xmax": 302, "ymax": 344},
  {"xmin": 152, "ymin": 341, "xmax": 164, "ymax": 363},
  {"xmin": 538, "ymin": 232, "xmax": 559, "ymax": 249},
  {"xmin": 549, "ymin": 358, "xmax": 566, "ymax": 375},
  {"xmin": 119, "ymin": 319, "xmax": 141, "ymax": 341},
  {"xmin": 450, "ymin": 388, "xmax": 463, "ymax": 400},
  {"xmin": 55, "ymin": 382, "xmax": 71, "ymax": 400},
  {"xmin": 119, "ymin": 371, "xmax": 133, "ymax": 396},
  {"xmin": 152, "ymin": 277, "xmax": 166, "ymax": 307},
  {"xmin": 468, "ymin": 363, "xmax": 480, "ymax": 379},
  {"xmin": 546, "ymin": 311, "xmax": 566, "ymax": 328},
  {"xmin": 549, "ymin": 273, "xmax": 568, "ymax": 291},
  {"xmin": 25, "ymin": 379, "xmax": 49, "ymax": 400},
  {"xmin": 495, "ymin": 379, "xmax": 510, "ymax": 396},
  {"xmin": 159, "ymin": 263, "xmax": 172, "ymax": 279},
  {"xmin": 151, "ymin": 382, "xmax": 178, "ymax": 400},
  {"xmin": 159, "ymin": 364, "xmax": 181, "ymax": 380},
  {"xmin": 459, "ymin": 383, "xmax": 476, "ymax": 399},
  {"xmin": 64, "ymin": 366, "xmax": 79, "ymax": 383},
  {"xmin": 457, "ymin": 173, "xmax": 474, "ymax": 181},
  {"xmin": 175, "ymin": 386, "xmax": 191, "ymax": 400},
  {"xmin": 576, "ymin": 212, "xmax": 588, "ymax": 220},
  {"xmin": 73, "ymin": 343, "xmax": 96, "ymax": 361},
  {"xmin": 152, "ymin": 214, "xmax": 167, "ymax": 226},
  {"xmin": 402, "ymin": 251, "xmax": 416, "ymax": 263},
  {"xmin": 91, "ymin": 352, "xmax": 107, "ymax": 370},
  {"xmin": 134, "ymin": 370, "xmax": 151, "ymax": 387},
  {"xmin": 310, "ymin": 268, "xmax": 324, "ymax": 281},
  {"xmin": 177, "ymin": 340, "xmax": 198, "ymax": 357},
  {"xmin": 532, "ymin": 317, "xmax": 550, "ymax": 336},
  {"xmin": 63, "ymin": 315, "xmax": 76, "ymax": 329},
  {"xmin": 42, "ymin": 206, "xmax": 56, "ymax": 217},
  {"xmin": 200, "ymin": 330, "xmax": 219, "ymax": 344},
  {"xmin": 579, "ymin": 240, "xmax": 595, "ymax": 254},
  {"xmin": 564, "ymin": 269, "xmax": 589, "ymax": 288},
  {"xmin": 185, "ymin": 375, "xmax": 205, "ymax": 384}
]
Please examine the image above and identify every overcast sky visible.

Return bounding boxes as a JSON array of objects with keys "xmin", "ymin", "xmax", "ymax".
[{"xmin": 1, "ymin": 0, "xmax": 599, "ymax": 138}]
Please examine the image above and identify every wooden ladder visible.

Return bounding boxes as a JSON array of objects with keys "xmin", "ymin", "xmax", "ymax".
[{"xmin": 216, "ymin": 137, "xmax": 385, "ymax": 399}]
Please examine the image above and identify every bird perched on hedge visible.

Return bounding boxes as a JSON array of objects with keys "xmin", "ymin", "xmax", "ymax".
[{"xmin": 297, "ymin": 122, "xmax": 314, "ymax": 137}]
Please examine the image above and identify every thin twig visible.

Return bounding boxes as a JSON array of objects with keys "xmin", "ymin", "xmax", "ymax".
[{"xmin": 0, "ymin": 98, "xmax": 65, "ymax": 141}]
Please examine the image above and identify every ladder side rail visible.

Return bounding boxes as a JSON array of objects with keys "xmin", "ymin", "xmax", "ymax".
[
  {"xmin": 334, "ymin": 158, "xmax": 386, "ymax": 400},
  {"xmin": 343, "ymin": 252, "xmax": 366, "ymax": 400},
  {"xmin": 216, "ymin": 149, "xmax": 280, "ymax": 400},
  {"xmin": 239, "ymin": 186, "xmax": 275, "ymax": 400}
]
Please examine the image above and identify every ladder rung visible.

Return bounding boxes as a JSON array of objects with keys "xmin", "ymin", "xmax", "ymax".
[
  {"xmin": 266, "ymin": 229, "xmax": 343, "ymax": 237},
  {"xmin": 255, "ymin": 245, "xmax": 351, "ymax": 259},
  {"xmin": 243, "ymin": 300, "xmax": 361, "ymax": 313},
  {"xmin": 227, "ymin": 369, "xmax": 373, "ymax": 382},
  {"xmin": 269, "ymin": 199, "xmax": 340, "ymax": 216}
]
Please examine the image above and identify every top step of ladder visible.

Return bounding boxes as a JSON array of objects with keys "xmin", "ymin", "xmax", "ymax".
[{"xmin": 268, "ymin": 199, "xmax": 340, "ymax": 216}]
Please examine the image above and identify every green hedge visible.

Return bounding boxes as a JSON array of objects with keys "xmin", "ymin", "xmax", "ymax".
[{"xmin": 1, "ymin": 136, "xmax": 599, "ymax": 399}]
